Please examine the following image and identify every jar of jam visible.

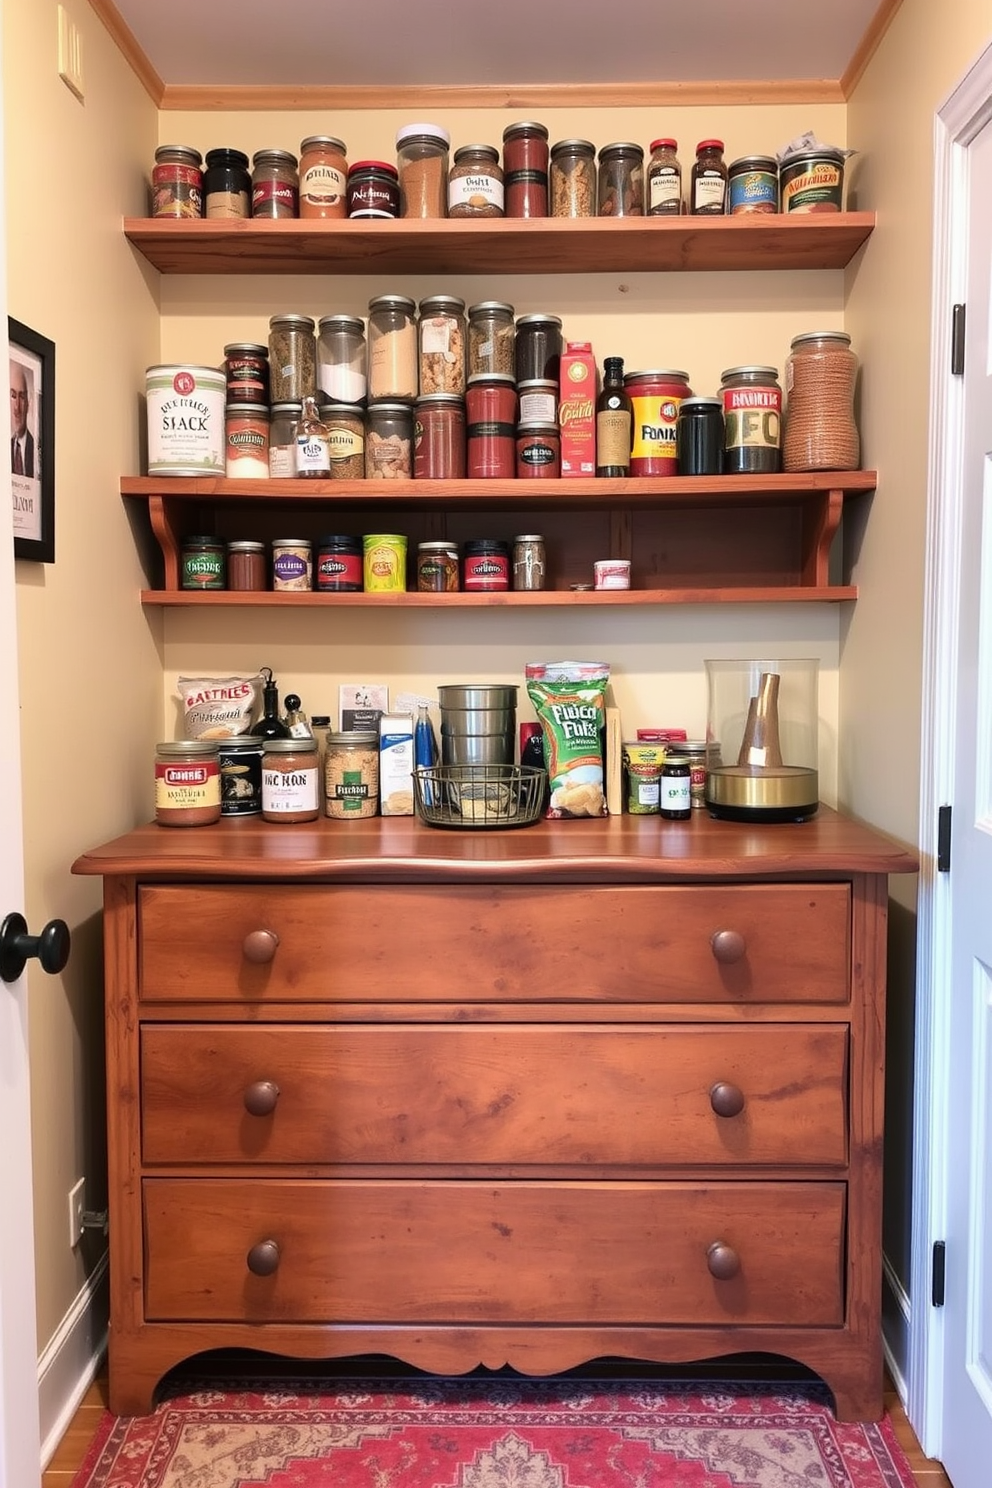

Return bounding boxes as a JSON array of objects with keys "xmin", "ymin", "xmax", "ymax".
[
  {"xmin": 347, "ymin": 159, "xmax": 400, "ymax": 218},
  {"xmin": 226, "ymin": 540, "xmax": 267, "ymax": 591},
  {"xmin": 660, "ymin": 756, "xmax": 692, "ymax": 819},
  {"xmin": 624, "ymin": 369, "xmax": 692, "ymax": 476},
  {"xmin": 720, "ymin": 365, "xmax": 782, "ymax": 474},
  {"xmin": 514, "ymin": 314, "xmax": 563, "ymax": 384},
  {"xmin": 448, "ymin": 144, "xmax": 504, "ymax": 217},
  {"xmin": 219, "ymin": 736, "xmax": 263, "ymax": 816},
  {"xmin": 396, "ymin": 123, "xmax": 450, "ymax": 217},
  {"xmin": 203, "ymin": 147, "xmax": 251, "ymax": 218},
  {"xmin": 691, "ymin": 139, "xmax": 728, "ymax": 215},
  {"xmin": 261, "ymin": 738, "xmax": 321, "ymax": 822},
  {"xmin": 316, "ymin": 534, "xmax": 363, "ymax": 591},
  {"xmin": 224, "ymin": 343, "xmax": 269, "ymax": 405},
  {"xmin": 466, "ymin": 374, "xmax": 517, "ymax": 478},
  {"xmin": 414, "ymin": 394, "xmax": 466, "ymax": 479},
  {"xmin": 155, "ymin": 741, "xmax": 221, "ymax": 827},
  {"xmin": 597, "ymin": 142, "xmax": 644, "ymax": 216},
  {"xmin": 550, "ymin": 139, "xmax": 596, "ymax": 218},
  {"xmin": 647, "ymin": 138, "xmax": 682, "ymax": 216},
  {"xmin": 299, "ymin": 135, "xmax": 348, "ymax": 218},
  {"xmin": 151, "ymin": 145, "xmax": 203, "ymax": 219},
  {"xmin": 463, "ymin": 539, "xmax": 510, "ymax": 591},
  {"xmin": 516, "ymin": 424, "xmax": 560, "ymax": 478},
  {"xmin": 417, "ymin": 540, "xmax": 460, "ymax": 591},
  {"xmin": 251, "ymin": 148, "xmax": 299, "ymax": 218},
  {"xmin": 181, "ymin": 536, "xmax": 225, "ymax": 590}
]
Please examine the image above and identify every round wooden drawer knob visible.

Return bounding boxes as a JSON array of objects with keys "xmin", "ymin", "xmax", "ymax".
[
  {"xmin": 710, "ymin": 929, "xmax": 746, "ymax": 964},
  {"xmin": 709, "ymin": 1082, "xmax": 745, "ymax": 1118},
  {"xmin": 706, "ymin": 1241, "xmax": 741, "ymax": 1281},
  {"xmin": 243, "ymin": 1080, "xmax": 280, "ymax": 1117},
  {"xmin": 247, "ymin": 1239, "xmax": 280, "ymax": 1276},
  {"xmin": 242, "ymin": 929, "xmax": 279, "ymax": 964}
]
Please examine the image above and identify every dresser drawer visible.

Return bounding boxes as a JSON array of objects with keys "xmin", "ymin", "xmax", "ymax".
[
  {"xmin": 137, "ymin": 883, "xmax": 850, "ymax": 1005},
  {"xmin": 143, "ymin": 1178, "xmax": 845, "ymax": 1326},
  {"xmin": 141, "ymin": 1023, "xmax": 847, "ymax": 1168}
]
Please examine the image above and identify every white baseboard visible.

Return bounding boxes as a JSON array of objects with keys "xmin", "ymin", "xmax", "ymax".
[
  {"xmin": 37, "ymin": 1252, "xmax": 110, "ymax": 1469},
  {"xmin": 882, "ymin": 1251, "xmax": 911, "ymax": 1404}
]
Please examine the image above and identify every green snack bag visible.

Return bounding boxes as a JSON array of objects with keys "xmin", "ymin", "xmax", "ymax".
[{"xmin": 525, "ymin": 660, "xmax": 610, "ymax": 818}]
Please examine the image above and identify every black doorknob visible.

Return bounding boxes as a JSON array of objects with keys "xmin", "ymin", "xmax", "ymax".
[{"xmin": 0, "ymin": 913, "xmax": 71, "ymax": 983}]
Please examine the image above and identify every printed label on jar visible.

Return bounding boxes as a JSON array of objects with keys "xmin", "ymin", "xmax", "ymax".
[
  {"xmin": 630, "ymin": 395, "xmax": 681, "ymax": 465},
  {"xmin": 317, "ymin": 552, "xmax": 363, "ymax": 590},
  {"xmin": 269, "ymin": 444, "xmax": 295, "ymax": 478},
  {"xmin": 519, "ymin": 438, "xmax": 557, "ymax": 468},
  {"xmin": 649, "ymin": 171, "xmax": 680, "ymax": 212},
  {"xmin": 155, "ymin": 761, "xmax": 220, "ymax": 811},
  {"xmin": 448, "ymin": 174, "xmax": 505, "ymax": 212},
  {"xmin": 464, "ymin": 554, "xmax": 509, "ymax": 590},
  {"xmin": 296, "ymin": 435, "xmax": 330, "ymax": 474},
  {"xmin": 272, "ymin": 548, "xmax": 311, "ymax": 589},
  {"xmin": 206, "ymin": 189, "xmax": 249, "ymax": 219},
  {"xmin": 722, "ymin": 387, "xmax": 782, "ymax": 449},
  {"xmin": 728, "ymin": 169, "xmax": 778, "ymax": 214},
  {"xmin": 262, "ymin": 766, "xmax": 319, "ymax": 814},
  {"xmin": 219, "ymin": 750, "xmax": 262, "ymax": 815},
  {"xmin": 328, "ymin": 427, "xmax": 364, "ymax": 462},
  {"xmin": 301, "ymin": 163, "xmax": 346, "ymax": 208},
  {"xmin": 518, "ymin": 389, "xmax": 556, "ymax": 423},
  {"xmin": 693, "ymin": 175, "xmax": 725, "ymax": 211},
  {"xmin": 226, "ymin": 421, "xmax": 270, "ymax": 478},
  {"xmin": 252, "ymin": 180, "xmax": 298, "ymax": 216},
  {"xmin": 661, "ymin": 776, "xmax": 691, "ymax": 812}
]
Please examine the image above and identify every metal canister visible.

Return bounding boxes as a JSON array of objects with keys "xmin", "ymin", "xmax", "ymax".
[
  {"xmin": 218, "ymin": 736, "xmax": 263, "ymax": 816},
  {"xmin": 720, "ymin": 365, "xmax": 782, "ymax": 474},
  {"xmin": 363, "ymin": 533, "xmax": 407, "ymax": 592},
  {"xmin": 676, "ymin": 397, "xmax": 724, "ymax": 476},
  {"xmin": 624, "ymin": 369, "xmax": 692, "ymax": 477},
  {"xmin": 727, "ymin": 155, "xmax": 779, "ymax": 214}
]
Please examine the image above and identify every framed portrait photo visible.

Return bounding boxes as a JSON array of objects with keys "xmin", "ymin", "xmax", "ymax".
[{"xmin": 9, "ymin": 316, "xmax": 55, "ymax": 563}]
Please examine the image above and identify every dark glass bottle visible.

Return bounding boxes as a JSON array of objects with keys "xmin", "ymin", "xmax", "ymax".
[
  {"xmin": 251, "ymin": 669, "xmax": 291, "ymax": 740},
  {"xmin": 596, "ymin": 356, "xmax": 633, "ymax": 476}
]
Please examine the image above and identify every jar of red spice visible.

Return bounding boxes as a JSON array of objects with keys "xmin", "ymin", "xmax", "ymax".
[
  {"xmin": 414, "ymin": 394, "xmax": 466, "ymax": 479},
  {"xmin": 466, "ymin": 374, "xmax": 517, "ymax": 478},
  {"xmin": 463, "ymin": 539, "xmax": 510, "ymax": 591},
  {"xmin": 624, "ymin": 368, "xmax": 692, "ymax": 476},
  {"xmin": 503, "ymin": 121, "xmax": 549, "ymax": 217},
  {"xmin": 516, "ymin": 424, "xmax": 560, "ymax": 478}
]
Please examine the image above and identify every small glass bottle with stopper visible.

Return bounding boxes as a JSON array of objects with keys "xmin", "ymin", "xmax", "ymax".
[
  {"xmin": 283, "ymin": 693, "xmax": 315, "ymax": 740},
  {"xmin": 251, "ymin": 668, "xmax": 291, "ymax": 740},
  {"xmin": 295, "ymin": 395, "xmax": 331, "ymax": 478}
]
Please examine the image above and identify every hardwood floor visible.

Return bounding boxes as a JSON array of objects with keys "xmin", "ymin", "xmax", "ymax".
[{"xmin": 41, "ymin": 1365, "xmax": 955, "ymax": 1487}]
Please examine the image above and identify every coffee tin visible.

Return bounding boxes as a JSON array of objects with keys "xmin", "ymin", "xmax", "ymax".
[
  {"xmin": 218, "ymin": 736, "xmax": 263, "ymax": 816},
  {"xmin": 146, "ymin": 364, "xmax": 226, "ymax": 476},
  {"xmin": 779, "ymin": 147, "xmax": 845, "ymax": 214}
]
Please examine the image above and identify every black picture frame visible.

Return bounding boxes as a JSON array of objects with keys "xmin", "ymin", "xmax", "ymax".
[{"xmin": 9, "ymin": 316, "xmax": 55, "ymax": 563}]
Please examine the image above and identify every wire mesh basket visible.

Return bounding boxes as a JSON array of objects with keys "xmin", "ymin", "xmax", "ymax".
[{"xmin": 413, "ymin": 764, "xmax": 547, "ymax": 829}]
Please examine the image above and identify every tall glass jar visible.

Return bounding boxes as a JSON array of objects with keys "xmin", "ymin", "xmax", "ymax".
[
  {"xmin": 720, "ymin": 365, "xmax": 782, "ymax": 474},
  {"xmin": 396, "ymin": 123, "xmax": 450, "ymax": 218},
  {"xmin": 418, "ymin": 295, "xmax": 466, "ymax": 395},
  {"xmin": 203, "ymin": 148, "xmax": 251, "ymax": 218},
  {"xmin": 783, "ymin": 332, "xmax": 860, "ymax": 471},
  {"xmin": 691, "ymin": 139, "xmax": 728, "ymax": 215},
  {"xmin": 299, "ymin": 135, "xmax": 348, "ymax": 218},
  {"xmin": 317, "ymin": 314, "xmax": 367, "ymax": 404},
  {"xmin": 151, "ymin": 145, "xmax": 203, "ymax": 218},
  {"xmin": 366, "ymin": 402, "xmax": 414, "ymax": 479},
  {"xmin": 448, "ymin": 144, "xmax": 504, "ymax": 218},
  {"xmin": 647, "ymin": 138, "xmax": 682, "ymax": 216},
  {"xmin": 468, "ymin": 301, "xmax": 515, "ymax": 378},
  {"xmin": 550, "ymin": 139, "xmax": 596, "ymax": 218},
  {"xmin": 597, "ymin": 142, "xmax": 645, "ymax": 216},
  {"xmin": 268, "ymin": 402, "xmax": 300, "ymax": 477},
  {"xmin": 368, "ymin": 295, "xmax": 417, "ymax": 401},
  {"xmin": 268, "ymin": 314, "xmax": 316, "ymax": 402},
  {"xmin": 503, "ymin": 121, "xmax": 549, "ymax": 218},
  {"xmin": 251, "ymin": 148, "xmax": 299, "ymax": 218}
]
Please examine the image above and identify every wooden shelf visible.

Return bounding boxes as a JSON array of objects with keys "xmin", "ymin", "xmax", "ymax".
[
  {"xmin": 124, "ymin": 471, "xmax": 873, "ymax": 606},
  {"xmin": 122, "ymin": 213, "xmax": 876, "ymax": 277}
]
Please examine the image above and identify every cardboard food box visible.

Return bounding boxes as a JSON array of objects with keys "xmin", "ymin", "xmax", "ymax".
[
  {"xmin": 559, "ymin": 342, "xmax": 598, "ymax": 477},
  {"xmin": 379, "ymin": 712, "xmax": 414, "ymax": 816}
]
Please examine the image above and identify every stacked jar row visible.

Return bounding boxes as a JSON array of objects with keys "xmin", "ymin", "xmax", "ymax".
[{"xmin": 151, "ymin": 130, "xmax": 847, "ymax": 221}]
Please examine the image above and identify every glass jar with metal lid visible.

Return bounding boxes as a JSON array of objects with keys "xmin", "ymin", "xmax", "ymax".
[
  {"xmin": 468, "ymin": 301, "xmax": 515, "ymax": 378},
  {"xmin": 317, "ymin": 315, "xmax": 367, "ymax": 404},
  {"xmin": 783, "ymin": 332, "xmax": 860, "ymax": 471},
  {"xmin": 299, "ymin": 135, "xmax": 348, "ymax": 218},
  {"xmin": 251, "ymin": 148, "xmax": 299, "ymax": 218},
  {"xmin": 224, "ymin": 343, "xmax": 269, "ymax": 405},
  {"xmin": 396, "ymin": 123, "xmax": 450, "ymax": 218},
  {"xmin": 720, "ymin": 365, "xmax": 782, "ymax": 474},
  {"xmin": 268, "ymin": 402, "xmax": 300, "ymax": 477},
  {"xmin": 550, "ymin": 139, "xmax": 596, "ymax": 218},
  {"xmin": 448, "ymin": 144, "xmax": 504, "ymax": 218},
  {"xmin": 503, "ymin": 121, "xmax": 549, "ymax": 218},
  {"xmin": 271, "ymin": 537, "xmax": 312, "ymax": 591},
  {"xmin": 203, "ymin": 147, "xmax": 251, "ymax": 218},
  {"xmin": 261, "ymin": 738, "xmax": 321, "ymax": 822},
  {"xmin": 155, "ymin": 740, "xmax": 221, "ymax": 827},
  {"xmin": 325, "ymin": 731, "xmax": 380, "ymax": 819},
  {"xmin": 660, "ymin": 756, "xmax": 692, "ymax": 820},
  {"xmin": 226, "ymin": 540, "xmax": 267, "ymax": 592},
  {"xmin": 365, "ymin": 402, "xmax": 413, "ymax": 479},
  {"xmin": 514, "ymin": 314, "xmax": 563, "ymax": 384},
  {"xmin": 418, "ymin": 295, "xmax": 467, "ymax": 396},
  {"xmin": 151, "ymin": 145, "xmax": 203, "ymax": 219},
  {"xmin": 318, "ymin": 403, "xmax": 365, "ymax": 480},
  {"xmin": 268, "ymin": 314, "xmax": 316, "ymax": 402},
  {"xmin": 181, "ymin": 535, "xmax": 225, "ymax": 590},
  {"xmin": 597, "ymin": 142, "xmax": 645, "ymax": 217},
  {"xmin": 347, "ymin": 160, "xmax": 400, "ymax": 218},
  {"xmin": 368, "ymin": 295, "xmax": 417, "ymax": 401},
  {"xmin": 416, "ymin": 540, "xmax": 460, "ymax": 591}
]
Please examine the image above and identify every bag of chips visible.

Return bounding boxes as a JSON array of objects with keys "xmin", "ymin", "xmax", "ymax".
[
  {"xmin": 177, "ymin": 673, "xmax": 264, "ymax": 739},
  {"xmin": 525, "ymin": 660, "xmax": 610, "ymax": 818}
]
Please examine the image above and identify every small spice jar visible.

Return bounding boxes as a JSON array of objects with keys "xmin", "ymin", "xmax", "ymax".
[
  {"xmin": 727, "ymin": 155, "xmax": 779, "ymax": 215},
  {"xmin": 203, "ymin": 147, "xmax": 251, "ymax": 218},
  {"xmin": 448, "ymin": 144, "xmax": 504, "ymax": 217},
  {"xmin": 784, "ymin": 331, "xmax": 860, "ymax": 471},
  {"xmin": 268, "ymin": 313, "xmax": 317, "ymax": 403},
  {"xmin": 514, "ymin": 314, "xmax": 563, "ymax": 384},
  {"xmin": 647, "ymin": 138, "xmax": 682, "ymax": 216},
  {"xmin": 181, "ymin": 535, "xmax": 225, "ymax": 590},
  {"xmin": 598, "ymin": 142, "xmax": 645, "ymax": 216},
  {"xmin": 720, "ymin": 365, "xmax": 782, "ymax": 474},
  {"xmin": 676, "ymin": 397, "xmax": 724, "ymax": 476},
  {"xmin": 690, "ymin": 140, "xmax": 728, "ymax": 215},
  {"xmin": 151, "ymin": 145, "xmax": 203, "ymax": 219},
  {"xmin": 219, "ymin": 736, "xmax": 264, "ymax": 816},
  {"xmin": 682, "ymin": 741, "xmax": 710, "ymax": 809},
  {"xmin": 417, "ymin": 540, "xmax": 460, "ymax": 591},
  {"xmin": 226, "ymin": 539, "xmax": 267, "ymax": 591},
  {"xmin": 223, "ymin": 343, "xmax": 269, "ymax": 405},
  {"xmin": 318, "ymin": 402, "xmax": 365, "ymax": 479},
  {"xmin": 414, "ymin": 394, "xmax": 467, "ymax": 479},
  {"xmin": 550, "ymin": 139, "xmax": 596, "ymax": 218},
  {"xmin": 365, "ymin": 401, "xmax": 413, "ymax": 479},
  {"xmin": 466, "ymin": 374, "xmax": 517, "ymax": 478},
  {"xmin": 363, "ymin": 533, "xmax": 408, "ymax": 592},
  {"xmin": 325, "ymin": 731, "xmax": 380, "ymax": 819},
  {"xmin": 503, "ymin": 120, "xmax": 549, "ymax": 218},
  {"xmin": 463, "ymin": 539, "xmax": 510, "ymax": 591},
  {"xmin": 367, "ymin": 294, "xmax": 418, "ymax": 401},
  {"xmin": 418, "ymin": 295, "xmax": 467, "ymax": 396},
  {"xmin": 299, "ymin": 135, "xmax": 348, "ymax": 218},
  {"xmin": 624, "ymin": 744, "xmax": 664, "ymax": 815},
  {"xmin": 468, "ymin": 301, "xmax": 515, "ymax": 378},
  {"xmin": 271, "ymin": 537, "xmax": 313, "ymax": 591},
  {"xmin": 225, "ymin": 404, "xmax": 270, "ymax": 479},
  {"xmin": 317, "ymin": 315, "xmax": 367, "ymax": 404},
  {"xmin": 512, "ymin": 534, "xmax": 546, "ymax": 590},
  {"xmin": 268, "ymin": 402, "xmax": 300, "ymax": 477},
  {"xmin": 660, "ymin": 756, "xmax": 692, "ymax": 819},
  {"xmin": 347, "ymin": 159, "xmax": 400, "ymax": 218},
  {"xmin": 396, "ymin": 123, "xmax": 450, "ymax": 218},
  {"xmin": 516, "ymin": 424, "xmax": 560, "ymax": 478},
  {"xmin": 261, "ymin": 737, "xmax": 321, "ymax": 822},
  {"xmin": 316, "ymin": 534, "xmax": 363, "ymax": 591},
  {"xmin": 155, "ymin": 740, "xmax": 221, "ymax": 827},
  {"xmin": 251, "ymin": 148, "xmax": 299, "ymax": 218}
]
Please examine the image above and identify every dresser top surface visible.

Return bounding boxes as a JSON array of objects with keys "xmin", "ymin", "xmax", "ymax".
[{"xmin": 72, "ymin": 807, "xmax": 918, "ymax": 884}]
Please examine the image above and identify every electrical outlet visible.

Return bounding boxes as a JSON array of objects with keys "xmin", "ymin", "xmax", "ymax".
[
  {"xmin": 68, "ymin": 1177, "xmax": 85, "ymax": 1249},
  {"xmin": 57, "ymin": 5, "xmax": 84, "ymax": 102}
]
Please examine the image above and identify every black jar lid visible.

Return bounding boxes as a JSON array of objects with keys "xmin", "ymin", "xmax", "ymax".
[
  {"xmin": 316, "ymin": 534, "xmax": 362, "ymax": 550},
  {"xmin": 204, "ymin": 147, "xmax": 250, "ymax": 170},
  {"xmin": 464, "ymin": 539, "xmax": 509, "ymax": 554},
  {"xmin": 678, "ymin": 396, "xmax": 723, "ymax": 411},
  {"xmin": 224, "ymin": 342, "xmax": 269, "ymax": 357},
  {"xmin": 515, "ymin": 313, "xmax": 563, "ymax": 329}
]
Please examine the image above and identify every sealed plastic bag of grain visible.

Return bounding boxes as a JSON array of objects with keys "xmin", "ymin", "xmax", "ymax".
[{"xmin": 525, "ymin": 660, "xmax": 610, "ymax": 818}]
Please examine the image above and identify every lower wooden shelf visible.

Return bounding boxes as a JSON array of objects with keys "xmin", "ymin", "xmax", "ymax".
[{"xmin": 140, "ymin": 585, "xmax": 857, "ymax": 607}]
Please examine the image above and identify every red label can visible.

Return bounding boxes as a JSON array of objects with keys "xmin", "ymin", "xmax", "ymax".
[{"xmin": 625, "ymin": 369, "xmax": 692, "ymax": 476}]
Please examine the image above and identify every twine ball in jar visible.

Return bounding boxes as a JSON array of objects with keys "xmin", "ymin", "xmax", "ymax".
[{"xmin": 783, "ymin": 331, "xmax": 860, "ymax": 471}]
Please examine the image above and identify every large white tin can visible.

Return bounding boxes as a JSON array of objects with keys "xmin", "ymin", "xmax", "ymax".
[{"xmin": 146, "ymin": 364, "xmax": 226, "ymax": 476}]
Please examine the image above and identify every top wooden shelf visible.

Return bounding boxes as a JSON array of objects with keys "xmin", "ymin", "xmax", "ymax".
[{"xmin": 122, "ymin": 213, "xmax": 876, "ymax": 277}]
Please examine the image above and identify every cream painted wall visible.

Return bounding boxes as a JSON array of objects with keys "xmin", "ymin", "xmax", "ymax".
[
  {"xmin": 156, "ymin": 101, "xmax": 847, "ymax": 800},
  {"xmin": 3, "ymin": 2, "xmax": 161, "ymax": 1351}
]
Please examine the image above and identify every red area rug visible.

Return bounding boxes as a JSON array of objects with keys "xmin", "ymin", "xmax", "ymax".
[{"xmin": 71, "ymin": 1374, "xmax": 917, "ymax": 1488}]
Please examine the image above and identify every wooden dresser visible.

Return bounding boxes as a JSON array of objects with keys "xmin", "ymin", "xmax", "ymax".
[{"xmin": 72, "ymin": 808, "xmax": 916, "ymax": 1419}]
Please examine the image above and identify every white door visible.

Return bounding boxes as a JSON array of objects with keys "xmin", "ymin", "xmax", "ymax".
[
  {"xmin": 939, "ymin": 108, "xmax": 992, "ymax": 1486},
  {"xmin": 0, "ymin": 11, "xmax": 42, "ymax": 1481}
]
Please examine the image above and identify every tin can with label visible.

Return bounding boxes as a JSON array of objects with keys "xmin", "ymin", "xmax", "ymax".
[
  {"xmin": 316, "ymin": 534, "xmax": 363, "ymax": 591},
  {"xmin": 624, "ymin": 369, "xmax": 692, "ymax": 476},
  {"xmin": 463, "ymin": 539, "xmax": 510, "ymax": 591},
  {"xmin": 146, "ymin": 364, "xmax": 226, "ymax": 476},
  {"xmin": 779, "ymin": 147, "xmax": 845, "ymax": 213},
  {"xmin": 219, "ymin": 736, "xmax": 263, "ymax": 816},
  {"xmin": 623, "ymin": 741, "xmax": 665, "ymax": 814},
  {"xmin": 363, "ymin": 533, "xmax": 407, "ymax": 592},
  {"xmin": 727, "ymin": 155, "xmax": 779, "ymax": 214}
]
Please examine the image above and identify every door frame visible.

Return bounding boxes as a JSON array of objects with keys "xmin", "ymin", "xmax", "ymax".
[{"xmin": 911, "ymin": 33, "xmax": 992, "ymax": 1459}]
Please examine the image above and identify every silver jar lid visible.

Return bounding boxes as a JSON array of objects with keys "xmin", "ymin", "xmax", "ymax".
[{"xmin": 156, "ymin": 739, "xmax": 219, "ymax": 758}]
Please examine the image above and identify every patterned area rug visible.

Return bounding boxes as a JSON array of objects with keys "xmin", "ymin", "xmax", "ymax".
[{"xmin": 71, "ymin": 1374, "xmax": 917, "ymax": 1488}]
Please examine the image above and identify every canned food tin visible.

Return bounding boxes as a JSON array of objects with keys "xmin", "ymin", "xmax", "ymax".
[
  {"xmin": 779, "ymin": 146, "xmax": 845, "ymax": 213},
  {"xmin": 146, "ymin": 364, "xmax": 226, "ymax": 476},
  {"xmin": 720, "ymin": 365, "xmax": 782, "ymax": 474},
  {"xmin": 624, "ymin": 369, "xmax": 692, "ymax": 477},
  {"xmin": 316, "ymin": 534, "xmax": 363, "ymax": 591},
  {"xmin": 463, "ymin": 539, "xmax": 510, "ymax": 591},
  {"xmin": 271, "ymin": 538, "xmax": 312, "ymax": 591},
  {"xmin": 727, "ymin": 155, "xmax": 779, "ymax": 214},
  {"xmin": 218, "ymin": 736, "xmax": 263, "ymax": 816},
  {"xmin": 363, "ymin": 533, "xmax": 407, "ymax": 592}
]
